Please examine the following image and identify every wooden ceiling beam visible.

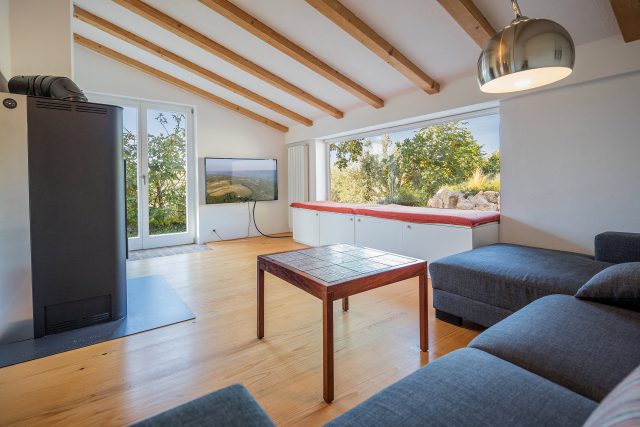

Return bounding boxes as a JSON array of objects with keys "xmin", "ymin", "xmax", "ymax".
[
  {"xmin": 609, "ymin": 0, "xmax": 640, "ymax": 43},
  {"xmin": 199, "ymin": 0, "xmax": 384, "ymax": 108},
  {"xmin": 74, "ymin": 34, "xmax": 288, "ymax": 132},
  {"xmin": 436, "ymin": 0, "xmax": 496, "ymax": 47},
  {"xmin": 112, "ymin": 0, "xmax": 343, "ymax": 119},
  {"xmin": 73, "ymin": 6, "xmax": 312, "ymax": 127},
  {"xmin": 305, "ymin": 0, "xmax": 439, "ymax": 95}
]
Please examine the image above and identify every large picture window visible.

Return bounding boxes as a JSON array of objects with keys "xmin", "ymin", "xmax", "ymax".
[{"xmin": 329, "ymin": 113, "xmax": 500, "ymax": 211}]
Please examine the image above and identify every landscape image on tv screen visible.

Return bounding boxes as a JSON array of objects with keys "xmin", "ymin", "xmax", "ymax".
[{"xmin": 205, "ymin": 158, "xmax": 278, "ymax": 204}]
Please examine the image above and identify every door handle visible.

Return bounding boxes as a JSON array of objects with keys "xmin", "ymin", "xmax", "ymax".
[{"xmin": 142, "ymin": 174, "xmax": 147, "ymax": 185}]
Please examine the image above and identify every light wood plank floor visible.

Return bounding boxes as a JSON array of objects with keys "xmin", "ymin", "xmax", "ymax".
[{"xmin": 0, "ymin": 237, "xmax": 482, "ymax": 426}]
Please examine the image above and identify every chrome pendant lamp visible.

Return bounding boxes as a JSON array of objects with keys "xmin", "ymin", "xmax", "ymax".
[{"xmin": 477, "ymin": 0, "xmax": 575, "ymax": 93}]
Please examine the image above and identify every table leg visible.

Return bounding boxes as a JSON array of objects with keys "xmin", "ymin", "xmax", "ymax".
[
  {"xmin": 323, "ymin": 296, "xmax": 334, "ymax": 403},
  {"xmin": 342, "ymin": 296, "xmax": 349, "ymax": 312},
  {"xmin": 419, "ymin": 269, "xmax": 429, "ymax": 352},
  {"xmin": 257, "ymin": 265, "xmax": 264, "ymax": 339}
]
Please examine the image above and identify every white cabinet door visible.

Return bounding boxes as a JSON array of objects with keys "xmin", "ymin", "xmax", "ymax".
[
  {"xmin": 402, "ymin": 223, "xmax": 472, "ymax": 263},
  {"xmin": 472, "ymin": 223, "xmax": 500, "ymax": 248},
  {"xmin": 292, "ymin": 209, "xmax": 320, "ymax": 246},
  {"xmin": 319, "ymin": 212, "xmax": 355, "ymax": 245},
  {"xmin": 355, "ymin": 216, "xmax": 403, "ymax": 254}
]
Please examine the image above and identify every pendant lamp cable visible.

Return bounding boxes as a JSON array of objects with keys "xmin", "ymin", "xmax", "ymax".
[{"xmin": 510, "ymin": 0, "xmax": 523, "ymax": 19}]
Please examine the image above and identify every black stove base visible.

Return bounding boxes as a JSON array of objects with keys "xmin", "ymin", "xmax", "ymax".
[{"xmin": 0, "ymin": 275, "xmax": 194, "ymax": 368}]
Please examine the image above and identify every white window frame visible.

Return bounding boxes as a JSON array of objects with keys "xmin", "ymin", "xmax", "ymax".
[{"xmin": 87, "ymin": 92, "xmax": 197, "ymax": 250}]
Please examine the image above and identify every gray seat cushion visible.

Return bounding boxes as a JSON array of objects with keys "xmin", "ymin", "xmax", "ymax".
[
  {"xmin": 130, "ymin": 384, "xmax": 274, "ymax": 427},
  {"xmin": 324, "ymin": 348, "xmax": 596, "ymax": 427},
  {"xmin": 469, "ymin": 295, "xmax": 640, "ymax": 402},
  {"xmin": 430, "ymin": 243, "xmax": 611, "ymax": 313}
]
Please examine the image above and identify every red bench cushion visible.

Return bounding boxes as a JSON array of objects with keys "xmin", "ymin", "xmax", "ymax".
[
  {"xmin": 290, "ymin": 201, "xmax": 365, "ymax": 214},
  {"xmin": 290, "ymin": 202, "xmax": 500, "ymax": 228},
  {"xmin": 354, "ymin": 205, "xmax": 500, "ymax": 228}
]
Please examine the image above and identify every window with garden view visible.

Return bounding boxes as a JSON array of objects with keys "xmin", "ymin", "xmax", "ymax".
[
  {"xmin": 123, "ymin": 111, "xmax": 188, "ymax": 237},
  {"xmin": 329, "ymin": 114, "xmax": 500, "ymax": 211}
]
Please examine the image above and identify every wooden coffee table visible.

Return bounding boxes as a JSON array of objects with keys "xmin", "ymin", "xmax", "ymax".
[{"xmin": 257, "ymin": 244, "xmax": 428, "ymax": 403}]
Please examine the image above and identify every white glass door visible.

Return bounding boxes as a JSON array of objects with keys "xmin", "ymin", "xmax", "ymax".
[
  {"xmin": 91, "ymin": 95, "xmax": 196, "ymax": 250},
  {"xmin": 140, "ymin": 103, "xmax": 195, "ymax": 248}
]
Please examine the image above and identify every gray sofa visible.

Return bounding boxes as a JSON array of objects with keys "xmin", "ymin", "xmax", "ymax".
[
  {"xmin": 130, "ymin": 232, "xmax": 640, "ymax": 426},
  {"xmin": 429, "ymin": 231, "xmax": 640, "ymax": 327},
  {"xmin": 131, "ymin": 294, "xmax": 640, "ymax": 427},
  {"xmin": 326, "ymin": 294, "xmax": 640, "ymax": 426}
]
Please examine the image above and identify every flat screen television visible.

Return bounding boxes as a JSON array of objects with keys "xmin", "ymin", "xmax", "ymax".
[{"xmin": 205, "ymin": 158, "xmax": 278, "ymax": 204}]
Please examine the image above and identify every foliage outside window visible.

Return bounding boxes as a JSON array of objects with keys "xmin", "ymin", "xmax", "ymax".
[
  {"xmin": 123, "ymin": 112, "xmax": 188, "ymax": 237},
  {"xmin": 329, "ymin": 116, "xmax": 500, "ymax": 210}
]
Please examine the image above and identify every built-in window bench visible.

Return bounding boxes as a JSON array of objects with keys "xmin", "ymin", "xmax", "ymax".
[{"xmin": 291, "ymin": 201, "xmax": 500, "ymax": 265}]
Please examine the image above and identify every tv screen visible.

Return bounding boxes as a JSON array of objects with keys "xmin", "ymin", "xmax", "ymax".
[{"xmin": 205, "ymin": 158, "xmax": 278, "ymax": 204}]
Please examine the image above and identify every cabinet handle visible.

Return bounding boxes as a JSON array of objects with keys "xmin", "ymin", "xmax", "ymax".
[
  {"xmin": 315, "ymin": 213, "xmax": 318, "ymax": 216},
  {"xmin": 349, "ymin": 218, "xmax": 353, "ymax": 221},
  {"xmin": 357, "ymin": 218, "xmax": 361, "ymax": 222},
  {"xmin": 407, "ymin": 224, "xmax": 412, "ymax": 229}
]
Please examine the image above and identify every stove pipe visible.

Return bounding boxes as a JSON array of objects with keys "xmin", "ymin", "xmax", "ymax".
[{"xmin": 8, "ymin": 75, "xmax": 88, "ymax": 102}]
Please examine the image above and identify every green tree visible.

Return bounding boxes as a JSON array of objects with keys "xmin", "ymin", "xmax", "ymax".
[
  {"xmin": 123, "ymin": 128, "xmax": 138, "ymax": 237},
  {"xmin": 395, "ymin": 122, "xmax": 483, "ymax": 203},
  {"xmin": 123, "ymin": 113, "xmax": 188, "ymax": 236},
  {"xmin": 329, "ymin": 121, "xmax": 488, "ymax": 206},
  {"xmin": 330, "ymin": 139, "xmax": 365, "ymax": 170},
  {"xmin": 330, "ymin": 166, "xmax": 369, "ymax": 203},
  {"xmin": 147, "ymin": 113, "xmax": 187, "ymax": 234},
  {"xmin": 482, "ymin": 151, "xmax": 500, "ymax": 176}
]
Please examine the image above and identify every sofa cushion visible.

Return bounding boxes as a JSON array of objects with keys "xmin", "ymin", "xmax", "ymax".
[
  {"xmin": 130, "ymin": 384, "xmax": 275, "ymax": 427},
  {"xmin": 429, "ymin": 243, "xmax": 611, "ymax": 313},
  {"xmin": 576, "ymin": 262, "xmax": 640, "ymax": 311},
  {"xmin": 324, "ymin": 348, "xmax": 597, "ymax": 427},
  {"xmin": 469, "ymin": 295, "xmax": 640, "ymax": 402},
  {"xmin": 583, "ymin": 363, "xmax": 640, "ymax": 427}
]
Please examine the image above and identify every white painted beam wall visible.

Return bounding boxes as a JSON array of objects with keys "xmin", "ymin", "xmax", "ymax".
[
  {"xmin": 9, "ymin": 0, "xmax": 73, "ymax": 78},
  {"xmin": 0, "ymin": 0, "xmax": 11, "ymax": 85},
  {"xmin": 500, "ymin": 70, "xmax": 640, "ymax": 254},
  {"xmin": 285, "ymin": 36, "xmax": 640, "ymax": 145}
]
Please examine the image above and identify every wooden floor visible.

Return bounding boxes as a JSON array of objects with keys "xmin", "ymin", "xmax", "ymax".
[{"xmin": 0, "ymin": 237, "xmax": 482, "ymax": 426}]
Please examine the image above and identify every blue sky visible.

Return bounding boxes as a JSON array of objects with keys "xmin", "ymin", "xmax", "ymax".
[{"xmin": 466, "ymin": 114, "xmax": 500, "ymax": 154}]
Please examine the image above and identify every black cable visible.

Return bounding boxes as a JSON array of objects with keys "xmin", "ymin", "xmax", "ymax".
[
  {"xmin": 252, "ymin": 200, "xmax": 291, "ymax": 238},
  {"xmin": 247, "ymin": 201, "xmax": 251, "ymax": 237}
]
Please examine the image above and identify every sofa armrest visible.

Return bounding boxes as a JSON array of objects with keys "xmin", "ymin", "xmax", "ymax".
[{"xmin": 594, "ymin": 232, "xmax": 640, "ymax": 264}]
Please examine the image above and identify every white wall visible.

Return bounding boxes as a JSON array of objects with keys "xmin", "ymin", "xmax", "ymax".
[
  {"xmin": 74, "ymin": 46, "xmax": 289, "ymax": 244},
  {"xmin": 9, "ymin": 0, "xmax": 73, "ymax": 78},
  {"xmin": 308, "ymin": 139, "xmax": 327, "ymax": 201},
  {"xmin": 500, "ymin": 71, "xmax": 640, "ymax": 254},
  {"xmin": 0, "ymin": 0, "xmax": 10, "ymax": 85}
]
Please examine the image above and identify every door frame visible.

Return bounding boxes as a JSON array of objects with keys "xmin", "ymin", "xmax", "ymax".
[{"xmin": 88, "ymin": 93, "xmax": 197, "ymax": 250}]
